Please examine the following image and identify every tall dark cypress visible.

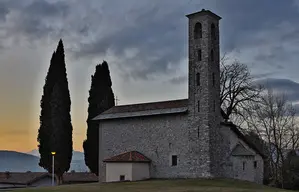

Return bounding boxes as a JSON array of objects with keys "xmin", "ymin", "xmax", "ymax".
[
  {"xmin": 83, "ymin": 61, "xmax": 115, "ymax": 175},
  {"xmin": 37, "ymin": 39, "xmax": 73, "ymax": 184}
]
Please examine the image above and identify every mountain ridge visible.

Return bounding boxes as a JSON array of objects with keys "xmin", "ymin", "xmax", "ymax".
[
  {"xmin": 0, "ymin": 150, "xmax": 89, "ymax": 172},
  {"xmin": 27, "ymin": 149, "xmax": 85, "ymax": 161}
]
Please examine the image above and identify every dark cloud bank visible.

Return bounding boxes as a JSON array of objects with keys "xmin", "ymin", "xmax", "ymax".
[
  {"xmin": 0, "ymin": 0, "xmax": 297, "ymax": 82},
  {"xmin": 256, "ymin": 78, "xmax": 299, "ymax": 115},
  {"xmin": 1, "ymin": 0, "xmax": 299, "ymax": 103}
]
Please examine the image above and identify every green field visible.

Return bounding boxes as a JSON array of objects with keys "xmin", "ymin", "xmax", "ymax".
[{"xmin": 15, "ymin": 179, "xmax": 294, "ymax": 192}]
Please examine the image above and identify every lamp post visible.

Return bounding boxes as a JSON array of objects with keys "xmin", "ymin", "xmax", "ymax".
[{"xmin": 51, "ymin": 152, "xmax": 56, "ymax": 186}]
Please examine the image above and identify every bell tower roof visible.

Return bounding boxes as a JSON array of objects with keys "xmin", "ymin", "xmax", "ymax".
[{"xmin": 186, "ymin": 9, "xmax": 222, "ymax": 20}]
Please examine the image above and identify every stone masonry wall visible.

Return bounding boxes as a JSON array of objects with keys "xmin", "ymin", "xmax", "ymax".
[
  {"xmin": 220, "ymin": 124, "xmax": 264, "ymax": 184},
  {"xmin": 187, "ymin": 11, "xmax": 224, "ymax": 178},
  {"xmin": 187, "ymin": 14, "xmax": 211, "ymax": 177},
  {"xmin": 98, "ymin": 112, "xmax": 211, "ymax": 182}
]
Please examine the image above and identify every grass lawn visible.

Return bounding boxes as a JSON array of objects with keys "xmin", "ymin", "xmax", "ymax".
[{"xmin": 15, "ymin": 179, "xmax": 294, "ymax": 192}]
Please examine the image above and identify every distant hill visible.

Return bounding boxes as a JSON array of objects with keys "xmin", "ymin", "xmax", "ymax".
[
  {"xmin": 27, "ymin": 149, "xmax": 40, "ymax": 157},
  {"xmin": 27, "ymin": 149, "xmax": 89, "ymax": 172},
  {"xmin": 27, "ymin": 149, "xmax": 85, "ymax": 161},
  {"xmin": 0, "ymin": 150, "xmax": 45, "ymax": 172},
  {"xmin": 0, "ymin": 150, "xmax": 89, "ymax": 172}
]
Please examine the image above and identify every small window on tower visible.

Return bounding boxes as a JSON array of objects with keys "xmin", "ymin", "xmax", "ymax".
[
  {"xmin": 172, "ymin": 155, "xmax": 177, "ymax": 166},
  {"xmin": 198, "ymin": 100, "xmax": 200, "ymax": 112},
  {"xmin": 254, "ymin": 161, "xmax": 257, "ymax": 169},
  {"xmin": 211, "ymin": 23, "xmax": 216, "ymax": 40},
  {"xmin": 210, "ymin": 50, "xmax": 214, "ymax": 62},
  {"xmin": 213, "ymin": 100, "xmax": 216, "ymax": 112},
  {"xmin": 194, "ymin": 22, "xmax": 202, "ymax": 39},
  {"xmin": 196, "ymin": 72, "xmax": 200, "ymax": 86},
  {"xmin": 212, "ymin": 73, "xmax": 215, "ymax": 86},
  {"xmin": 198, "ymin": 49, "xmax": 202, "ymax": 61}
]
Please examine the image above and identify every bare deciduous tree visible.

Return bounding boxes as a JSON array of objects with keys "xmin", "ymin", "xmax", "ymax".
[
  {"xmin": 244, "ymin": 89, "xmax": 299, "ymax": 187},
  {"xmin": 220, "ymin": 55, "xmax": 262, "ymax": 124},
  {"xmin": 219, "ymin": 55, "xmax": 299, "ymax": 188}
]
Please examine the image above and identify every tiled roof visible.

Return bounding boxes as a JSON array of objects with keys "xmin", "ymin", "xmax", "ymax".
[
  {"xmin": 186, "ymin": 9, "xmax": 222, "ymax": 20},
  {"xmin": 231, "ymin": 144, "xmax": 255, "ymax": 156},
  {"xmin": 93, "ymin": 99, "xmax": 189, "ymax": 120},
  {"xmin": 93, "ymin": 98, "xmax": 228, "ymax": 120},
  {"xmin": 103, "ymin": 151, "xmax": 151, "ymax": 163},
  {"xmin": 0, "ymin": 172, "xmax": 48, "ymax": 185},
  {"xmin": 63, "ymin": 172, "xmax": 98, "ymax": 183},
  {"xmin": 0, "ymin": 172, "xmax": 98, "ymax": 185},
  {"xmin": 102, "ymin": 99, "xmax": 188, "ymax": 114}
]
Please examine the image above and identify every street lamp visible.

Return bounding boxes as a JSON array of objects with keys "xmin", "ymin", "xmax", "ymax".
[{"xmin": 51, "ymin": 152, "xmax": 56, "ymax": 186}]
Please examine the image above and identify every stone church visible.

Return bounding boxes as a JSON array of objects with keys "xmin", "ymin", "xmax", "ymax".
[{"xmin": 93, "ymin": 9, "xmax": 264, "ymax": 184}]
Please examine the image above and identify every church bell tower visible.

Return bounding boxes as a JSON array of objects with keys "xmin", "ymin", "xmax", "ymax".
[{"xmin": 186, "ymin": 9, "xmax": 223, "ymax": 177}]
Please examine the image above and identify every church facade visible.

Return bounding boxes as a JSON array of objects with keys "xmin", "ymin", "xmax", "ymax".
[{"xmin": 93, "ymin": 9, "xmax": 264, "ymax": 184}]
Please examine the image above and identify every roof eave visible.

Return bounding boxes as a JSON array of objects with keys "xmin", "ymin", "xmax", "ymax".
[
  {"xmin": 93, "ymin": 107, "xmax": 188, "ymax": 120},
  {"xmin": 103, "ymin": 160, "xmax": 151, "ymax": 163},
  {"xmin": 221, "ymin": 122, "xmax": 266, "ymax": 159},
  {"xmin": 186, "ymin": 9, "xmax": 222, "ymax": 20}
]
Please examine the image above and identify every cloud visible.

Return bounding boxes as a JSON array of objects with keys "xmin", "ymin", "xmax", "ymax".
[
  {"xmin": 251, "ymin": 72, "xmax": 278, "ymax": 79},
  {"xmin": 0, "ymin": 1, "xmax": 67, "ymax": 50},
  {"xmin": 1, "ymin": 0, "xmax": 299, "ymax": 83},
  {"xmin": 71, "ymin": 1, "xmax": 191, "ymax": 81},
  {"xmin": 0, "ymin": 1, "xmax": 9, "ymax": 22},
  {"xmin": 168, "ymin": 75, "xmax": 188, "ymax": 85},
  {"xmin": 0, "ymin": 0, "xmax": 194, "ymax": 82},
  {"xmin": 1, "ymin": 0, "xmax": 299, "ymax": 90},
  {"xmin": 256, "ymin": 78, "xmax": 299, "ymax": 102},
  {"xmin": 252, "ymin": 78, "xmax": 299, "ymax": 116},
  {"xmin": 1, "ymin": 0, "xmax": 299, "ymax": 95},
  {"xmin": 1, "ymin": 0, "xmax": 299, "ymax": 151}
]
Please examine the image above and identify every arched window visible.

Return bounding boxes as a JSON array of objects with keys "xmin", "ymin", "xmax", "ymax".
[
  {"xmin": 197, "ymin": 49, "xmax": 202, "ymax": 61},
  {"xmin": 194, "ymin": 22, "xmax": 202, "ymax": 39},
  {"xmin": 210, "ymin": 50, "xmax": 214, "ymax": 61},
  {"xmin": 196, "ymin": 72, "xmax": 200, "ymax": 86},
  {"xmin": 211, "ymin": 23, "xmax": 216, "ymax": 40}
]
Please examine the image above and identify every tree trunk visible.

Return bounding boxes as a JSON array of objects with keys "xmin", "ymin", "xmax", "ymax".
[{"xmin": 56, "ymin": 174, "xmax": 63, "ymax": 185}]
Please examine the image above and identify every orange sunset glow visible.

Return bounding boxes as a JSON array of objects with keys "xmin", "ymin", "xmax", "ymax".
[{"xmin": 0, "ymin": 44, "xmax": 91, "ymax": 153}]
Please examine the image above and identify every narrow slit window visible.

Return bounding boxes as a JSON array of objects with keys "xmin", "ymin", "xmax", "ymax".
[
  {"xmin": 198, "ymin": 49, "xmax": 202, "ymax": 61},
  {"xmin": 213, "ymin": 100, "xmax": 216, "ymax": 112},
  {"xmin": 196, "ymin": 72, "xmax": 200, "ymax": 86},
  {"xmin": 172, "ymin": 155, "xmax": 178, "ymax": 166},
  {"xmin": 211, "ymin": 23, "xmax": 216, "ymax": 40},
  {"xmin": 212, "ymin": 73, "xmax": 215, "ymax": 86},
  {"xmin": 210, "ymin": 50, "xmax": 214, "ymax": 62},
  {"xmin": 197, "ymin": 127, "xmax": 200, "ymax": 138},
  {"xmin": 198, "ymin": 100, "xmax": 200, "ymax": 112},
  {"xmin": 194, "ymin": 22, "xmax": 202, "ymax": 39},
  {"xmin": 254, "ymin": 161, "xmax": 257, "ymax": 169},
  {"xmin": 243, "ymin": 162, "xmax": 246, "ymax": 171}
]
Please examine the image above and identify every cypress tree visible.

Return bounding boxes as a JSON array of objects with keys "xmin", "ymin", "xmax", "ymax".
[
  {"xmin": 83, "ymin": 61, "xmax": 115, "ymax": 175},
  {"xmin": 37, "ymin": 39, "xmax": 73, "ymax": 184}
]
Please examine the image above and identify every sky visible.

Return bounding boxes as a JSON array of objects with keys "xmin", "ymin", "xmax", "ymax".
[{"xmin": 1, "ymin": 0, "xmax": 299, "ymax": 153}]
